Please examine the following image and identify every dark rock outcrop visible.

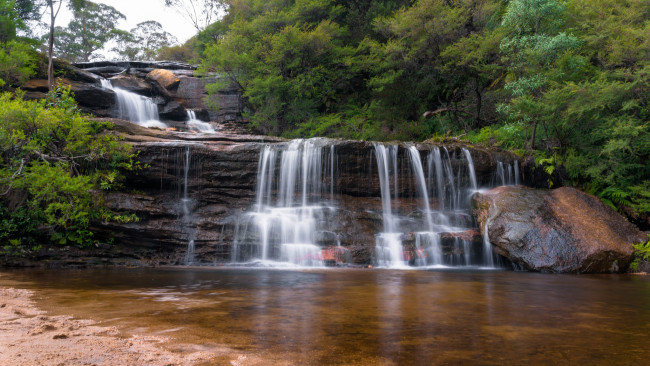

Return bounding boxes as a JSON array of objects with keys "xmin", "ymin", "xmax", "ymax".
[
  {"xmin": 158, "ymin": 101, "xmax": 186, "ymax": 120},
  {"xmin": 473, "ymin": 186, "xmax": 644, "ymax": 273},
  {"xmin": 109, "ymin": 75, "xmax": 152, "ymax": 95},
  {"xmin": 21, "ymin": 77, "xmax": 116, "ymax": 111}
]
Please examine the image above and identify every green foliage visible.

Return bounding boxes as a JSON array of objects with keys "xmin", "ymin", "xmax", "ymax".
[
  {"xmin": 196, "ymin": 0, "xmax": 650, "ymax": 218},
  {"xmin": 0, "ymin": 87, "xmax": 138, "ymax": 249},
  {"xmin": 0, "ymin": 39, "xmax": 37, "ymax": 90},
  {"xmin": 630, "ymin": 235, "xmax": 650, "ymax": 272},
  {"xmin": 112, "ymin": 21, "xmax": 178, "ymax": 61},
  {"xmin": 52, "ymin": 1, "xmax": 126, "ymax": 62}
]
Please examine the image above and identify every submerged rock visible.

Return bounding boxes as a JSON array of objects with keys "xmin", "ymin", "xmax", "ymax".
[{"xmin": 473, "ymin": 186, "xmax": 644, "ymax": 273}]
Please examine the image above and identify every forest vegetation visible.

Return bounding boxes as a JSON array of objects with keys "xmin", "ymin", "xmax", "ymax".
[
  {"xmin": 0, "ymin": 0, "xmax": 649, "ymax": 251},
  {"xmin": 194, "ymin": 0, "xmax": 650, "ymax": 225}
]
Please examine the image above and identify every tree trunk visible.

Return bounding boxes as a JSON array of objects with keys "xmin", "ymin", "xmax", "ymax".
[
  {"xmin": 530, "ymin": 122, "xmax": 538, "ymax": 150},
  {"xmin": 474, "ymin": 76, "xmax": 482, "ymax": 127},
  {"xmin": 48, "ymin": 2, "xmax": 55, "ymax": 90}
]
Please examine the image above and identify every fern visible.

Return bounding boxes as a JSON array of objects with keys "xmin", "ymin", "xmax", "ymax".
[
  {"xmin": 630, "ymin": 235, "xmax": 650, "ymax": 272},
  {"xmin": 598, "ymin": 186, "xmax": 632, "ymax": 210}
]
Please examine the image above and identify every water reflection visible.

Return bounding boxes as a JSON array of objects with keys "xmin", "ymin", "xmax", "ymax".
[{"xmin": 1, "ymin": 268, "xmax": 649, "ymax": 365}]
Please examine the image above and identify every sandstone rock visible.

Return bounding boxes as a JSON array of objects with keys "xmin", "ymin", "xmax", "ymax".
[
  {"xmin": 109, "ymin": 75, "xmax": 152, "ymax": 95},
  {"xmin": 146, "ymin": 69, "xmax": 180, "ymax": 90},
  {"xmin": 473, "ymin": 186, "xmax": 644, "ymax": 273},
  {"xmin": 22, "ymin": 79, "xmax": 49, "ymax": 92}
]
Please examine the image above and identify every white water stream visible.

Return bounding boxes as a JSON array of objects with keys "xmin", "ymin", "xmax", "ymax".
[{"xmin": 100, "ymin": 79, "xmax": 167, "ymax": 128}]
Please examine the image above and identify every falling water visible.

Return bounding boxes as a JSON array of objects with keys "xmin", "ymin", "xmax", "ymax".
[
  {"xmin": 186, "ymin": 110, "xmax": 216, "ymax": 133},
  {"xmin": 233, "ymin": 139, "xmax": 341, "ymax": 266},
  {"xmin": 482, "ymin": 221, "xmax": 495, "ymax": 268},
  {"xmin": 514, "ymin": 161, "xmax": 520, "ymax": 185},
  {"xmin": 234, "ymin": 140, "xmax": 507, "ymax": 268},
  {"xmin": 181, "ymin": 147, "xmax": 196, "ymax": 265},
  {"xmin": 494, "ymin": 160, "xmax": 520, "ymax": 186},
  {"xmin": 462, "ymin": 148, "xmax": 478, "ymax": 192},
  {"xmin": 373, "ymin": 144, "xmax": 405, "ymax": 267},
  {"xmin": 407, "ymin": 146, "xmax": 433, "ymax": 231},
  {"xmin": 100, "ymin": 79, "xmax": 167, "ymax": 128}
]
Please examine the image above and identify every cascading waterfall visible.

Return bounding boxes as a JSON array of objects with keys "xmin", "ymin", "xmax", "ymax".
[
  {"xmin": 181, "ymin": 147, "xmax": 196, "ymax": 265},
  {"xmin": 494, "ymin": 160, "xmax": 520, "ymax": 186},
  {"xmin": 373, "ymin": 144, "xmax": 405, "ymax": 268},
  {"xmin": 373, "ymin": 145, "xmax": 486, "ymax": 268},
  {"xmin": 186, "ymin": 110, "xmax": 216, "ymax": 133},
  {"xmin": 231, "ymin": 139, "xmax": 519, "ymax": 268},
  {"xmin": 100, "ymin": 79, "xmax": 167, "ymax": 128},
  {"xmin": 232, "ymin": 139, "xmax": 341, "ymax": 266}
]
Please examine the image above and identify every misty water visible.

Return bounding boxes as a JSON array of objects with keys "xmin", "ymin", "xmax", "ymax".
[{"xmin": 2, "ymin": 268, "xmax": 649, "ymax": 365}]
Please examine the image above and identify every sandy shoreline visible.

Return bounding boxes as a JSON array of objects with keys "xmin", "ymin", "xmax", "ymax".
[{"xmin": 0, "ymin": 287, "xmax": 220, "ymax": 365}]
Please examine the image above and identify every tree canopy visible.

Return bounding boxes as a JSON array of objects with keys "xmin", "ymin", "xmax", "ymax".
[{"xmin": 196, "ymin": 0, "xmax": 650, "ymax": 221}]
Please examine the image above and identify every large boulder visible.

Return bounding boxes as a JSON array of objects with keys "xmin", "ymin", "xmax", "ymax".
[
  {"xmin": 158, "ymin": 100, "xmax": 186, "ymax": 120},
  {"xmin": 473, "ymin": 186, "xmax": 644, "ymax": 273},
  {"xmin": 146, "ymin": 69, "xmax": 180, "ymax": 90}
]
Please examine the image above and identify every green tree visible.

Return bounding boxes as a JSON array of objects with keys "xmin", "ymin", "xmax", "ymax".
[
  {"xmin": 498, "ymin": 0, "xmax": 580, "ymax": 149},
  {"xmin": 112, "ymin": 21, "xmax": 178, "ymax": 61},
  {"xmin": 0, "ymin": 87, "xmax": 139, "ymax": 249},
  {"xmin": 53, "ymin": 1, "xmax": 125, "ymax": 62}
]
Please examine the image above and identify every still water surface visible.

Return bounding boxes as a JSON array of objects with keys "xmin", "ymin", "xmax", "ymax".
[{"xmin": 1, "ymin": 268, "xmax": 649, "ymax": 365}]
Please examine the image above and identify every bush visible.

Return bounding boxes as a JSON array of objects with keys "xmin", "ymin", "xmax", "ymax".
[
  {"xmin": 0, "ymin": 87, "xmax": 138, "ymax": 250},
  {"xmin": 0, "ymin": 40, "xmax": 37, "ymax": 90}
]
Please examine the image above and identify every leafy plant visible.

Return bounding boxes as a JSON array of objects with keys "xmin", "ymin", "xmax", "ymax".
[
  {"xmin": 0, "ymin": 87, "xmax": 138, "ymax": 249},
  {"xmin": 630, "ymin": 235, "xmax": 650, "ymax": 272}
]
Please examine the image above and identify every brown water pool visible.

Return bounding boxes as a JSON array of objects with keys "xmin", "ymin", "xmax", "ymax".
[{"xmin": 1, "ymin": 267, "xmax": 649, "ymax": 365}]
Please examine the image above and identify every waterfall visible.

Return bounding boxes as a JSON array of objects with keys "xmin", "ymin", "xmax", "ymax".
[
  {"xmin": 181, "ymin": 147, "xmax": 196, "ymax": 265},
  {"xmin": 482, "ymin": 220, "xmax": 495, "ymax": 268},
  {"xmin": 373, "ymin": 144, "xmax": 405, "ymax": 268},
  {"xmin": 493, "ymin": 160, "xmax": 520, "ymax": 186},
  {"xmin": 462, "ymin": 148, "xmax": 478, "ymax": 192},
  {"xmin": 514, "ymin": 160, "xmax": 520, "ymax": 185},
  {"xmin": 233, "ymin": 139, "xmax": 340, "ymax": 266},
  {"xmin": 233, "ymin": 139, "xmax": 508, "ymax": 269},
  {"xmin": 100, "ymin": 79, "xmax": 167, "ymax": 129},
  {"xmin": 407, "ymin": 146, "xmax": 433, "ymax": 231},
  {"xmin": 186, "ymin": 110, "xmax": 216, "ymax": 133}
]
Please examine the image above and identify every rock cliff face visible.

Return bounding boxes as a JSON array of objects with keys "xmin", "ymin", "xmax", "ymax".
[
  {"xmin": 21, "ymin": 60, "xmax": 245, "ymax": 130},
  {"xmin": 473, "ymin": 186, "xmax": 645, "ymax": 273},
  {"xmin": 92, "ymin": 120, "xmax": 517, "ymax": 265}
]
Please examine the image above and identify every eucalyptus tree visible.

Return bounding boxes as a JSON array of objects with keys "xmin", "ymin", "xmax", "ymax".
[
  {"xmin": 43, "ymin": 0, "xmax": 86, "ymax": 89},
  {"xmin": 53, "ymin": 1, "xmax": 125, "ymax": 62},
  {"xmin": 112, "ymin": 21, "xmax": 178, "ymax": 61}
]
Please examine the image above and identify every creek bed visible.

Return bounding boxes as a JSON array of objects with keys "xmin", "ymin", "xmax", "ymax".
[{"xmin": 1, "ymin": 267, "xmax": 649, "ymax": 365}]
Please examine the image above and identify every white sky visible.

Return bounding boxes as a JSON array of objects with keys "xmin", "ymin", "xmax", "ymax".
[{"xmin": 56, "ymin": 0, "xmax": 199, "ymax": 44}]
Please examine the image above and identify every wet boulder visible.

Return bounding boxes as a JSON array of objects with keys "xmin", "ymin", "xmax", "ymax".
[
  {"xmin": 473, "ymin": 186, "xmax": 644, "ymax": 273},
  {"xmin": 158, "ymin": 100, "xmax": 186, "ymax": 120}
]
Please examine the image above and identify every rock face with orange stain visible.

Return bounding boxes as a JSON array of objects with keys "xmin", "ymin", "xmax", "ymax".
[{"xmin": 473, "ymin": 186, "xmax": 645, "ymax": 273}]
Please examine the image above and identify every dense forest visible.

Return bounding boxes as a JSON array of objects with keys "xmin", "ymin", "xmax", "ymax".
[
  {"xmin": 191, "ymin": 0, "xmax": 650, "ymax": 224},
  {"xmin": 0, "ymin": 0, "xmax": 649, "ymax": 250}
]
